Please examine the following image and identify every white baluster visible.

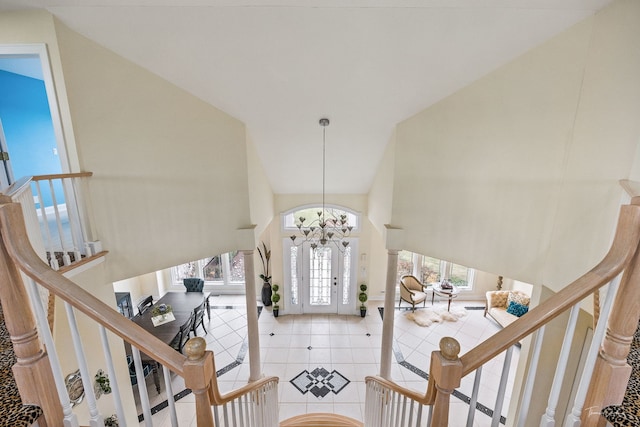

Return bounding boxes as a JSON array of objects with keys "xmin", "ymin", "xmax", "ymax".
[
  {"xmin": 98, "ymin": 326, "xmax": 127, "ymax": 427},
  {"xmin": 34, "ymin": 181, "xmax": 58, "ymax": 269},
  {"xmin": 59, "ymin": 177, "xmax": 81, "ymax": 261},
  {"xmin": 24, "ymin": 277, "xmax": 79, "ymax": 427},
  {"xmin": 466, "ymin": 365, "xmax": 483, "ymax": 427},
  {"xmin": 540, "ymin": 305, "xmax": 580, "ymax": 427},
  {"xmin": 49, "ymin": 179, "xmax": 71, "ymax": 265},
  {"xmin": 564, "ymin": 275, "xmax": 621, "ymax": 427},
  {"xmin": 162, "ymin": 363, "xmax": 178, "ymax": 426},
  {"xmin": 64, "ymin": 302, "xmax": 104, "ymax": 426},
  {"xmin": 519, "ymin": 326, "xmax": 545, "ymax": 427},
  {"xmin": 131, "ymin": 347, "xmax": 153, "ymax": 427},
  {"xmin": 492, "ymin": 346, "xmax": 514, "ymax": 427}
]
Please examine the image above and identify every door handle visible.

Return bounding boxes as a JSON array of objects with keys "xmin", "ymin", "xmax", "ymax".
[{"xmin": 333, "ymin": 277, "xmax": 337, "ymax": 286}]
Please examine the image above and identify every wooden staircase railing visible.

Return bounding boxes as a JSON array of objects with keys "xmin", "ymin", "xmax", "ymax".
[
  {"xmin": 0, "ymin": 201, "xmax": 280, "ymax": 426},
  {"xmin": 1, "ymin": 172, "xmax": 102, "ymax": 272},
  {"xmin": 424, "ymin": 200, "xmax": 640, "ymax": 426},
  {"xmin": 3, "ymin": 180, "xmax": 640, "ymax": 425}
]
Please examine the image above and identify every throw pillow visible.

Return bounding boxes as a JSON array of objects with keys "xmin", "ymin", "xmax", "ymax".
[
  {"xmin": 508, "ymin": 291, "xmax": 530, "ymax": 307},
  {"xmin": 506, "ymin": 301, "xmax": 529, "ymax": 317}
]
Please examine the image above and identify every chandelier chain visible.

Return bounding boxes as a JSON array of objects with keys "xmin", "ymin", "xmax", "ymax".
[{"xmin": 289, "ymin": 117, "xmax": 353, "ymax": 252}]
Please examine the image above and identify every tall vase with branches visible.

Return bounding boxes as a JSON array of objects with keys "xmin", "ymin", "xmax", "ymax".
[{"xmin": 257, "ymin": 241, "xmax": 272, "ymax": 306}]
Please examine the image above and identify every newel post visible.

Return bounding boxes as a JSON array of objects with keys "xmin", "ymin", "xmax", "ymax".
[
  {"xmin": 582, "ymin": 234, "xmax": 640, "ymax": 425},
  {"xmin": 0, "ymin": 203, "xmax": 63, "ymax": 426},
  {"xmin": 183, "ymin": 338, "xmax": 215, "ymax": 427},
  {"xmin": 429, "ymin": 337, "xmax": 462, "ymax": 426}
]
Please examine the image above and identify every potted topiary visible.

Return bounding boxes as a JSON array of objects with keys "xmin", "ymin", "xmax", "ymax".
[
  {"xmin": 271, "ymin": 284, "xmax": 280, "ymax": 317},
  {"xmin": 359, "ymin": 283, "xmax": 368, "ymax": 317},
  {"xmin": 257, "ymin": 242, "xmax": 272, "ymax": 306}
]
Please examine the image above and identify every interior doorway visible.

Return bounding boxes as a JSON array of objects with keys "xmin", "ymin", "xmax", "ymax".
[{"xmin": 0, "ymin": 44, "xmax": 68, "ymax": 191}]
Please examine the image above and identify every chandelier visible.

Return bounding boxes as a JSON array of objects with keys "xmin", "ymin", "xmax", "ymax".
[{"xmin": 290, "ymin": 118, "xmax": 353, "ymax": 252}]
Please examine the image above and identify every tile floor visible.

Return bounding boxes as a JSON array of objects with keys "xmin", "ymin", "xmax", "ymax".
[{"xmin": 136, "ymin": 296, "xmax": 519, "ymax": 426}]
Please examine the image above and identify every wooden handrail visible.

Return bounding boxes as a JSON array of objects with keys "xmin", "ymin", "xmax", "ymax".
[
  {"xmin": 0, "ymin": 202, "xmax": 187, "ymax": 374},
  {"xmin": 460, "ymin": 203, "xmax": 640, "ymax": 376},
  {"xmin": 211, "ymin": 375, "xmax": 279, "ymax": 405},
  {"xmin": 32, "ymin": 172, "xmax": 93, "ymax": 181},
  {"xmin": 365, "ymin": 375, "xmax": 432, "ymax": 405},
  {"xmin": 2, "ymin": 173, "xmax": 94, "ymax": 200}
]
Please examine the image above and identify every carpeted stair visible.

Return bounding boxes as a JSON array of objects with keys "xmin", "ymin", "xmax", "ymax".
[
  {"xmin": 602, "ymin": 323, "xmax": 640, "ymax": 426},
  {"xmin": 0, "ymin": 301, "xmax": 43, "ymax": 426}
]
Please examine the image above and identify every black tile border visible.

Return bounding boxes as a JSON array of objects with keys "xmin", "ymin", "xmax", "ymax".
[
  {"xmin": 378, "ymin": 306, "xmax": 506, "ymax": 425},
  {"xmin": 139, "ymin": 305, "xmax": 260, "ymax": 422}
]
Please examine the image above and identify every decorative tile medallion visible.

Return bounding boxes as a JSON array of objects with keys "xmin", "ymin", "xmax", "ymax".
[{"xmin": 290, "ymin": 367, "xmax": 350, "ymax": 398}]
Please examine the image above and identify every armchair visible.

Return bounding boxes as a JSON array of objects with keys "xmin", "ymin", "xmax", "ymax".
[{"xmin": 399, "ymin": 275, "xmax": 428, "ymax": 311}]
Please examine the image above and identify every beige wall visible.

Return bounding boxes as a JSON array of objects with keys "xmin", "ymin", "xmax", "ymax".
[
  {"xmin": 53, "ymin": 17, "xmax": 253, "ymax": 284},
  {"xmin": 385, "ymin": 0, "xmax": 640, "ymax": 292}
]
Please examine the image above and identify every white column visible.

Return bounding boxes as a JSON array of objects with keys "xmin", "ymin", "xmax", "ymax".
[
  {"xmin": 242, "ymin": 249, "xmax": 262, "ymax": 381},
  {"xmin": 380, "ymin": 249, "xmax": 399, "ymax": 379}
]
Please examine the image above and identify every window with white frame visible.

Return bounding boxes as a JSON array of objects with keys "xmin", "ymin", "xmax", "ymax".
[
  {"xmin": 282, "ymin": 205, "xmax": 359, "ymax": 231},
  {"xmin": 397, "ymin": 250, "xmax": 475, "ymax": 290},
  {"xmin": 172, "ymin": 251, "xmax": 245, "ymax": 287}
]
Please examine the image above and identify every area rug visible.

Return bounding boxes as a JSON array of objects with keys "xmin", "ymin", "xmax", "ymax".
[{"xmin": 406, "ymin": 308, "xmax": 467, "ymax": 327}]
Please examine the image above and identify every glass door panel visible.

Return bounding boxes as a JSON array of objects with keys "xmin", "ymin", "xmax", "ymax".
[{"xmin": 302, "ymin": 243, "xmax": 338, "ymax": 314}]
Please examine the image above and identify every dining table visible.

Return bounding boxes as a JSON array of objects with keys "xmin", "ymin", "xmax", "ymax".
[
  {"xmin": 125, "ymin": 291, "xmax": 211, "ymax": 392},
  {"xmin": 131, "ymin": 291, "xmax": 211, "ymax": 346}
]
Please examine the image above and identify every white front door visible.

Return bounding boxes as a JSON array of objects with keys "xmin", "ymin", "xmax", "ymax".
[{"xmin": 284, "ymin": 239, "xmax": 358, "ymax": 315}]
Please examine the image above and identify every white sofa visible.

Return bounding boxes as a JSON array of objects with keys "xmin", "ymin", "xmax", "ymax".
[{"xmin": 484, "ymin": 290, "xmax": 530, "ymax": 328}]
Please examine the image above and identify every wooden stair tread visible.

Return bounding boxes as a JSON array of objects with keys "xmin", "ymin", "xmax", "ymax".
[{"xmin": 280, "ymin": 412, "xmax": 364, "ymax": 426}]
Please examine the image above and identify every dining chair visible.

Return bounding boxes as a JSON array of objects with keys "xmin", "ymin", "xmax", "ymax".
[
  {"xmin": 183, "ymin": 278, "xmax": 204, "ymax": 292},
  {"xmin": 191, "ymin": 300, "xmax": 208, "ymax": 336},
  {"xmin": 126, "ymin": 355, "xmax": 160, "ymax": 394},
  {"xmin": 399, "ymin": 275, "xmax": 428, "ymax": 311},
  {"xmin": 136, "ymin": 295, "xmax": 154, "ymax": 315},
  {"xmin": 172, "ymin": 314, "xmax": 194, "ymax": 352}
]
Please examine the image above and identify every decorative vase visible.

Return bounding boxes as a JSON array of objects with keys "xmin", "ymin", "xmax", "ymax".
[
  {"xmin": 273, "ymin": 308, "xmax": 279, "ymax": 317},
  {"xmin": 360, "ymin": 308, "xmax": 366, "ymax": 318},
  {"xmin": 261, "ymin": 283, "xmax": 272, "ymax": 306}
]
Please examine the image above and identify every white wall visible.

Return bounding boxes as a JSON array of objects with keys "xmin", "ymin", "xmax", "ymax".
[
  {"xmin": 387, "ymin": 0, "xmax": 640, "ymax": 291},
  {"xmin": 53, "ymin": 16, "xmax": 253, "ymax": 284}
]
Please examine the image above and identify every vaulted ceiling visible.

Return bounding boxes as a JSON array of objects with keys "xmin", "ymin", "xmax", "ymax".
[{"xmin": 0, "ymin": 0, "xmax": 612, "ymax": 194}]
